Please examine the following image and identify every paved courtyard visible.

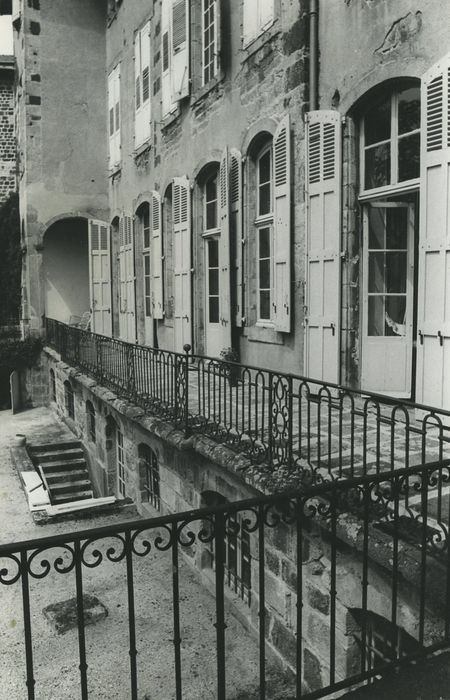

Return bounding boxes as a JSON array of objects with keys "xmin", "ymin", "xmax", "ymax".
[{"xmin": 0, "ymin": 407, "xmax": 292, "ymax": 700}]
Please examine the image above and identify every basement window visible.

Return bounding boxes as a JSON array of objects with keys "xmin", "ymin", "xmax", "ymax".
[
  {"xmin": 86, "ymin": 400, "xmax": 96, "ymax": 443},
  {"xmin": 138, "ymin": 443, "xmax": 160, "ymax": 510},
  {"xmin": 64, "ymin": 381, "xmax": 74, "ymax": 420}
]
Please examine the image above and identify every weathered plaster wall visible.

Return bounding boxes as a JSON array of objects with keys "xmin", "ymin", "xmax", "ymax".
[
  {"xmin": 106, "ymin": 0, "xmax": 309, "ymax": 372},
  {"xmin": 16, "ymin": 0, "xmax": 108, "ymax": 334}
]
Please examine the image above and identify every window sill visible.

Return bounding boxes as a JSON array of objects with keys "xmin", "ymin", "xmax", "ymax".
[
  {"xmin": 241, "ymin": 20, "xmax": 280, "ymax": 62},
  {"xmin": 191, "ymin": 73, "xmax": 224, "ymax": 107},
  {"xmin": 161, "ymin": 106, "xmax": 181, "ymax": 130},
  {"xmin": 133, "ymin": 140, "xmax": 152, "ymax": 159},
  {"xmin": 358, "ymin": 179, "xmax": 419, "ymax": 201},
  {"xmin": 245, "ymin": 325, "xmax": 284, "ymax": 345},
  {"xmin": 108, "ymin": 164, "xmax": 122, "ymax": 179}
]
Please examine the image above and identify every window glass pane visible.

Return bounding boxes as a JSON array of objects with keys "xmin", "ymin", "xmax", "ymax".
[
  {"xmin": 385, "ymin": 296, "xmax": 406, "ymax": 336},
  {"xmin": 143, "ymin": 229, "xmax": 150, "ymax": 249},
  {"xmin": 259, "ymin": 259, "xmax": 270, "ymax": 289},
  {"xmin": 259, "ymin": 183, "xmax": 271, "ymax": 216},
  {"xmin": 259, "ymin": 227, "xmax": 270, "ymax": 258},
  {"xmin": 398, "ymin": 133, "xmax": 420, "ymax": 182},
  {"xmin": 259, "ymin": 149, "xmax": 271, "ymax": 184},
  {"xmin": 206, "ymin": 200, "xmax": 217, "ymax": 230},
  {"xmin": 208, "ymin": 239, "xmax": 218, "ymax": 267},
  {"xmin": 144, "ymin": 255, "xmax": 150, "ymax": 275},
  {"xmin": 260, "ymin": 290, "xmax": 270, "ymax": 319},
  {"xmin": 209, "ymin": 268, "xmax": 219, "ymax": 295},
  {"xmin": 145, "ymin": 297, "xmax": 151, "ymax": 317},
  {"xmin": 206, "ymin": 175, "xmax": 217, "ymax": 202},
  {"xmin": 386, "ymin": 208, "xmax": 407, "ymax": 249},
  {"xmin": 365, "ymin": 96, "xmax": 391, "ymax": 145},
  {"xmin": 368, "ymin": 296, "xmax": 384, "ymax": 336},
  {"xmin": 368, "ymin": 208, "xmax": 385, "ymax": 249},
  {"xmin": 365, "ymin": 143, "xmax": 390, "ymax": 189},
  {"xmin": 209, "ymin": 297, "xmax": 219, "ymax": 323},
  {"xmin": 368, "ymin": 252, "xmax": 385, "ymax": 293},
  {"xmin": 398, "ymin": 87, "xmax": 420, "ymax": 135},
  {"xmin": 386, "ymin": 252, "xmax": 407, "ymax": 293}
]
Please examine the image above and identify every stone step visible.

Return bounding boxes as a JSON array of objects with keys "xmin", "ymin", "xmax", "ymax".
[
  {"xmin": 32, "ymin": 449, "xmax": 84, "ymax": 463},
  {"xmin": 45, "ymin": 469, "xmax": 89, "ymax": 485},
  {"xmin": 30, "ymin": 441, "xmax": 81, "ymax": 453},
  {"xmin": 50, "ymin": 480, "xmax": 92, "ymax": 496},
  {"xmin": 51, "ymin": 491, "xmax": 94, "ymax": 505},
  {"xmin": 40, "ymin": 458, "xmax": 87, "ymax": 472}
]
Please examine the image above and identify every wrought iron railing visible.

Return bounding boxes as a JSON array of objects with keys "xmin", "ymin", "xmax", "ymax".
[
  {"xmin": 45, "ymin": 318, "xmax": 450, "ymax": 484},
  {"xmin": 1, "ymin": 460, "xmax": 450, "ymax": 699}
]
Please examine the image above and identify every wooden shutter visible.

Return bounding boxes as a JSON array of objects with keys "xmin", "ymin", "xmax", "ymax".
[
  {"xmin": 416, "ymin": 54, "xmax": 450, "ymax": 409},
  {"xmin": 125, "ymin": 215, "xmax": 136, "ymax": 342},
  {"xmin": 114, "ymin": 65, "xmax": 121, "ymax": 166},
  {"xmin": 259, "ymin": 0, "xmax": 274, "ymax": 30},
  {"xmin": 242, "ymin": 0, "xmax": 255, "ymax": 47},
  {"xmin": 135, "ymin": 22, "xmax": 151, "ymax": 148},
  {"xmin": 151, "ymin": 191, "xmax": 164, "ymax": 319},
  {"xmin": 89, "ymin": 220, "xmax": 112, "ymax": 337},
  {"xmin": 171, "ymin": 0, "xmax": 190, "ymax": 100},
  {"xmin": 305, "ymin": 110, "xmax": 342, "ymax": 383},
  {"xmin": 108, "ymin": 70, "xmax": 116, "ymax": 168},
  {"xmin": 173, "ymin": 176, "xmax": 191, "ymax": 350},
  {"xmin": 118, "ymin": 217, "xmax": 126, "ymax": 339},
  {"xmin": 230, "ymin": 148, "xmax": 243, "ymax": 326},
  {"xmin": 219, "ymin": 147, "xmax": 232, "ymax": 345},
  {"xmin": 161, "ymin": 0, "xmax": 174, "ymax": 117},
  {"xmin": 273, "ymin": 114, "xmax": 291, "ymax": 333}
]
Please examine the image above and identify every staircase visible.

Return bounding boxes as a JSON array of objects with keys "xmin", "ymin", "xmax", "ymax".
[{"xmin": 28, "ymin": 441, "xmax": 94, "ymax": 506}]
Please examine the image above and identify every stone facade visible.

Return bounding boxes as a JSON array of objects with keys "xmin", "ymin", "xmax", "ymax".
[{"xmin": 0, "ymin": 58, "xmax": 15, "ymax": 204}]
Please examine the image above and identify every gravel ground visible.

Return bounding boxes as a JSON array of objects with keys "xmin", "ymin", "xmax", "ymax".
[{"xmin": 0, "ymin": 407, "xmax": 293, "ymax": 699}]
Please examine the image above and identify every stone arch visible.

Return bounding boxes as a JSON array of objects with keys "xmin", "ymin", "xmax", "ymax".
[{"xmin": 240, "ymin": 116, "xmax": 278, "ymax": 158}]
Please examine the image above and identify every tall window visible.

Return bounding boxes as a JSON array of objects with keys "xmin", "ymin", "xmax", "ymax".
[
  {"xmin": 86, "ymin": 401, "xmax": 96, "ymax": 443},
  {"xmin": 64, "ymin": 381, "xmax": 74, "ymax": 420},
  {"xmin": 256, "ymin": 144, "xmax": 273, "ymax": 322},
  {"xmin": 139, "ymin": 444, "xmax": 160, "ymax": 510},
  {"xmin": 202, "ymin": 0, "xmax": 217, "ymax": 85},
  {"xmin": 108, "ymin": 64, "xmax": 121, "ymax": 168},
  {"xmin": 117, "ymin": 429, "xmax": 126, "ymax": 497},
  {"xmin": 142, "ymin": 204, "xmax": 151, "ymax": 319},
  {"xmin": 361, "ymin": 86, "xmax": 420, "ymax": 194},
  {"xmin": 203, "ymin": 171, "xmax": 220, "ymax": 326},
  {"xmin": 243, "ymin": 0, "xmax": 274, "ymax": 47},
  {"xmin": 49, "ymin": 369, "xmax": 56, "ymax": 402},
  {"xmin": 135, "ymin": 22, "xmax": 151, "ymax": 148}
]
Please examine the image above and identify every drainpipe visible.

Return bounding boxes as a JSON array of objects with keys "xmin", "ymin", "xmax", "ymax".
[{"xmin": 309, "ymin": 0, "xmax": 319, "ymax": 111}]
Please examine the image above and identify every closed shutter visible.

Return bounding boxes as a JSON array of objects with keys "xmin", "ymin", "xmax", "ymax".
[
  {"xmin": 108, "ymin": 69, "xmax": 119, "ymax": 169},
  {"xmin": 135, "ymin": 22, "xmax": 151, "ymax": 148},
  {"xmin": 416, "ymin": 54, "xmax": 450, "ymax": 410},
  {"xmin": 151, "ymin": 191, "xmax": 164, "ymax": 319},
  {"xmin": 219, "ymin": 147, "xmax": 232, "ymax": 346},
  {"xmin": 89, "ymin": 220, "xmax": 112, "ymax": 337},
  {"xmin": 242, "ymin": 0, "xmax": 255, "ymax": 47},
  {"xmin": 125, "ymin": 215, "xmax": 136, "ymax": 342},
  {"xmin": 118, "ymin": 217, "xmax": 126, "ymax": 339},
  {"xmin": 173, "ymin": 176, "xmax": 191, "ymax": 350},
  {"xmin": 273, "ymin": 114, "xmax": 291, "ymax": 332},
  {"xmin": 305, "ymin": 110, "xmax": 342, "ymax": 383},
  {"xmin": 230, "ymin": 148, "xmax": 243, "ymax": 326},
  {"xmin": 259, "ymin": 0, "xmax": 274, "ymax": 30},
  {"xmin": 114, "ymin": 65, "xmax": 121, "ymax": 166},
  {"xmin": 171, "ymin": 0, "xmax": 190, "ymax": 100}
]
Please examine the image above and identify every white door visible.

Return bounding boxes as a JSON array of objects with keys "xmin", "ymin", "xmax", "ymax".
[
  {"xmin": 88, "ymin": 220, "xmax": 112, "ymax": 337},
  {"xmin": 361, "ymin": 202, "xmax": 415, "ymax": 397}
]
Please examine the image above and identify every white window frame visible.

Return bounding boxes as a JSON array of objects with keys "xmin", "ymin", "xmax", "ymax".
[
  {"xmin": 140, "ymin": 204, "xmax": 151, "ymax": 319},
  {"xmin": 242, "ymin": 0, "xmax": 275, "ymax": 48},
  {"xmin": 203, "ymin": 171, "xmax": 220, "ymax": 235},
  {"xmin": 202, "ymin": 0, "xmax": 218, "ymax": 86},
  {"xmin": 359, "ymin": 86, "xmax": 420, "ymax": 201},
  {"xmin": 255, "ymin": 143, "xmax": 274, "ymax": 326},
  {"xmin": 117, "ymin": 429, "xmax": 126, "ymax": 498}
]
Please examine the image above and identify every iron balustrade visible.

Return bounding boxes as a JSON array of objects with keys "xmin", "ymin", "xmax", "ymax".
[
  {"xmin": 1, "ymin": 460, "xmax": 450, "ymax": 698},
  {"xmin": 45, "ymin": 318, "xmax": 450, "ymax": 486}
]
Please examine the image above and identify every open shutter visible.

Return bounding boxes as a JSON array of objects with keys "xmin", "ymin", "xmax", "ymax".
[
  {"xmin": 89, "ymin": 220, "xmax": 112, "ymax": 337},
  {"xmin": 161, "ymin": 0, "xmax": 176, "ymax": 117},
  {"xmin": 305, "ymin": 110, "xmax": 342, "ymax": 383},
  {"xmin": 171, "ymin": 0, "xmax": 190, "ymax": 101},
  {"xmin": 273, "ymin": 114, "xmax": 291, "ymax": 332},
  {"xmin": 173, "ymin": 176, "xmax": 191, "ymax": 350},
  {"xmin": 118, "ymin": 217, "xmax": 126, "ymax": 339},
  {"xmin": 108, "ymin": 70, "xmax": 115, "ymax": 169},
  {"xmin": 114, "ymin": 65, "xmax": 121, "ymax": 166},
  {"xmin": 416, "ymin": 54, "xmax": 450, "ymax": 409},
  {"xmin": 242, "ymin": 0, "xmax": 255, "ymax": 47},
  {"xmin": 151, "ymin": 191, "xmax": 164, "ymax": 319},
  {"xmin": 125, "ymin": 215, "xmax": 136, "ymax": 342},
  {"xmin": 219, "ymin": 147, "xmax": 232, "ymax": 346},
  {"xmin": 230, "ymin": 148, "xmax": 243, "ymax": 326},
  {"xmin": 135, "ymin": 22, "xmax": 151, "ymax": 148},
  {"xmin": 260, "ymin": 0, "xmax": 274, "ymax": 31}
]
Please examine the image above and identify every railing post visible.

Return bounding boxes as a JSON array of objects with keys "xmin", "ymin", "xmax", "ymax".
[
  {"xmin": 126, "ymin": 343, "xmax": 136, "ymax": 399},
  {"xmin": 183, "ymin": 344, "xmax": 191, "ymax": 439},
  {"xmin": 214, "ymin": 510, "xmax": 227, "ymax": 700}
]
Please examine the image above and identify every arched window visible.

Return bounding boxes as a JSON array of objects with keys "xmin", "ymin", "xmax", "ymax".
[
  {"xmin": 255, "ymin": 141, "xmax": 273, "ymax": 323},
  {"xmin": 63, "ymin": 380, "xmax": 74, "ymax": 419},
  {"xmin": 86, "ymin": 400, "xmax": 96, "ymax": 443},
  {"xmin": 49, "ymin": 369, "xmax": 56, "ymax": 402},
  {"xmin": 138, "ymin": 443, "xmax": 160, "ymax": 510}
]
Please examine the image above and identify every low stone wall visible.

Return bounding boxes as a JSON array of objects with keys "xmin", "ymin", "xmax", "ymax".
[{"xmin": 43, "ymin": 347, "xmax": 446, "ymax": 693}]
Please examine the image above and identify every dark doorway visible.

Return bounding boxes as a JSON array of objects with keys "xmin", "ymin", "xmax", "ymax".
[{"xmin": 0, "ymin": 368, "xmax": 11, "ymax": 409}]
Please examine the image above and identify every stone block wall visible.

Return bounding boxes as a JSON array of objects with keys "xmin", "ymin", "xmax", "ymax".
[{"xmin": 0, "ymin": 64, "xmax": 16, "ymax": 204}]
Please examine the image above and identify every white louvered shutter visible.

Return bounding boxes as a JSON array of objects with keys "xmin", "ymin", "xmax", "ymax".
[
  {"xmin": 135, "ymin": 23, "xmax": 151, "ymax": 148},
  {"xmin": 171, "ymin": 0, "xmax": 190, "ymax": 101},
  {"xmin": 173, "ymin": 177, "xmax": 191, "ymax": 350},
  {"xmin": 118, "ymin": 217, "xmax": 126, "ymax": 339},
  {"xmin": 230, "ymin": 148, "xmax": 243, "ymax": 326},
  {"xmin": 219, "ymin": 147, "xmax": 232, "ymax": 346},
  {"xmin": 151, "ymin": 191, "xmax": 164, "ymax": 319},
  {"xmin": 260, "ymin": 0, "xmax": 274, "ymax": 31},
  {"xmin": 161, "ymin": 0, "xmax": 175, "ymax": 117},
  {"xmin": 416, "ymin": 54, "xmax": 450, "ymax": 410},
  {"xmin": 89, "ymin": 220, "xmax": 112, "ymax": 337},
  {"xmin": 125, "ymin": 215, "xmax": 136, "ymax": 342},
  {"xmin": 273, "ymin": 114, "xmax": 291, "ymax": 333},
  {"xmin": 108, "ymin": 69, "xmax": 118, "ymax": 169},
  {"xmin": 114, "ymin": 65, "xmax": 121, "ymax": 166},
  {"xmin": 305, "ymin": 110, "xmax": 342, "ymax": 383}
]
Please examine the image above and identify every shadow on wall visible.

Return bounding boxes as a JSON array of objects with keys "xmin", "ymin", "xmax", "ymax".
[{"xmin": 43, "ymin": 218, "xmax": 90, "ymax": 323}]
